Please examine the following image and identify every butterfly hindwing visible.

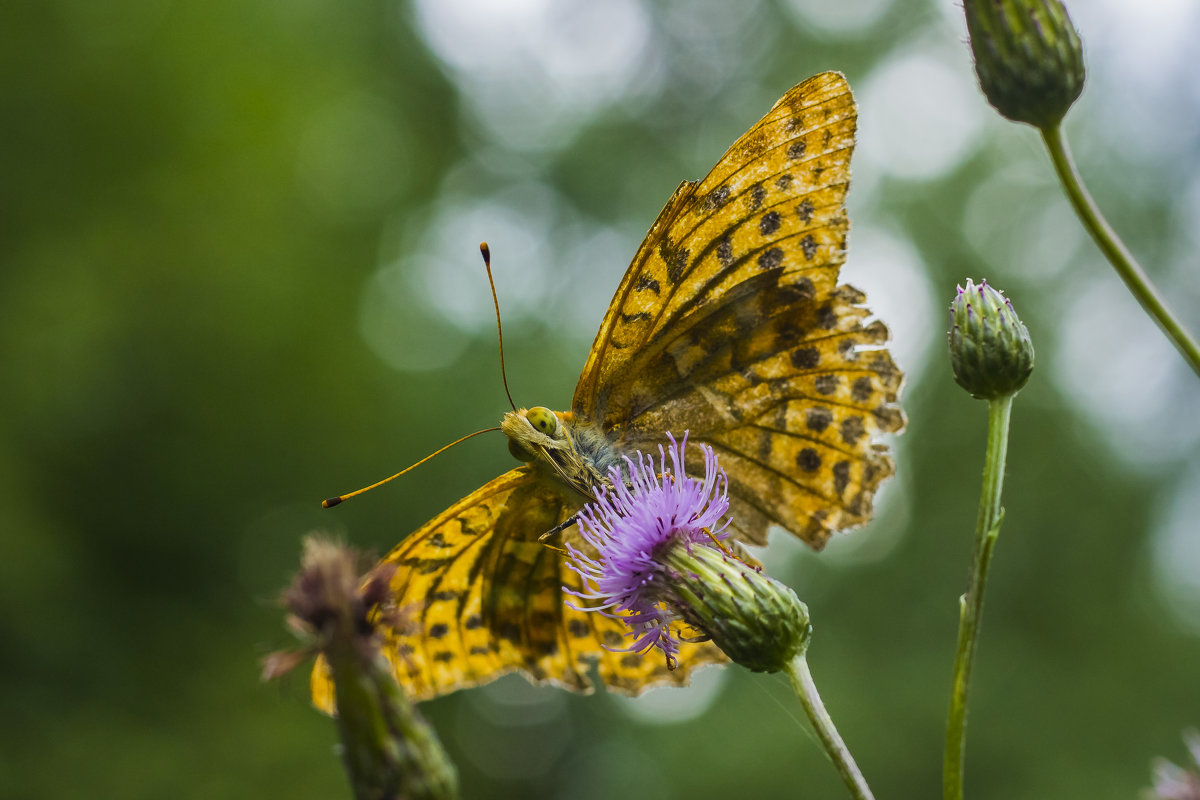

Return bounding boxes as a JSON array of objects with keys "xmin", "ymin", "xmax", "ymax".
[
  {"xmin": 312, "ymin": 468, "xmax": 725, "ymax": 709},
  {"xmin": 573, "ymin": 71, "xmax": 903, "ymax": 547}
]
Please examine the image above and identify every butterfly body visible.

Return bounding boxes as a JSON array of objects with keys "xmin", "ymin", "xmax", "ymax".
[{"xmin": 313, "ymin": 71, "xmax": 904, "ymax": 708}]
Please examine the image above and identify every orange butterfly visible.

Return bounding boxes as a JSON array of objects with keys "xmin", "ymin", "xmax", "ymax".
[{"xmin": 312, "ymin": 71, "xmax": 903, "ymax": 708}]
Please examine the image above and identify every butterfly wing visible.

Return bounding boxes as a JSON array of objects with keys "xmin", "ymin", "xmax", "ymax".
[
  {"xmin": 573, "ymin": 71, "xmax": 904, "ymax": 548},
  {"xmin": 311, "ymin": 467, "xmax": 724, "ymax": 709}
]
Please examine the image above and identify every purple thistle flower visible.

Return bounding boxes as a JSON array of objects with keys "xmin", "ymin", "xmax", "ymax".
[
  {"xmin": 565, "ymin": 433, "xmax": 811, "ymax": 674},
  {"xmin": 564, "ymin": 432, "xmax": 730, "ymax": 666}
]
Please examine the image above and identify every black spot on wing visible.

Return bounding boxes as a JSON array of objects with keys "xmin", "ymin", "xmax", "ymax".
[
  {"xmin": 759, "ymin": 211, "xmax": 781, "ymax": 235},
  {"xmin": 636, "ymin": 274, "xmax": 661, "ymax": 294},
  {"xmin": 791, "ymin": 347, "xmax": 819, "ymax": 369},
  {"xmin": 659, "ymin": 239, "xmax": 690, "ymax": 285},
  {"xmin": 399, "ymin": 556, "xmax": 454, "ymax": 575},
  {"xmin": 717, "ymin": 236, "xmax": 734, "ymax": 267},
  {"xmin": 832, "ymin": 461, "xmax": 851, "ymax": 495},
  {"xmin": 703, "ymin": 185, "xmax": 731, "ymax": 210},
  {"xmin": 748, "ymin": 183, "xmax": 767, "ymax": 211},
  {"xmin": 797, "ymin": 448, "xmax": 821, "ymax": 472},
  {"xmin": 800, "ymin": 234, "xmax": 818, "ymax": 260},
  {"xmin": 814, "ymin": 374, "xmax": 840, "ymax": 395},
  {"xmin": 841, "ymin": 416, "xmax": 865, "ymax": 444},
  {"xmin": 806, "ymin": 407, "xmax": 833, "ymax": 432},
  {"xmin": 792, "ymin": 276, "xmax": 815, "ymax": 298},
  {"xmin": 757, "ymin": 248, "xmax": 783, "ymax": 270}
]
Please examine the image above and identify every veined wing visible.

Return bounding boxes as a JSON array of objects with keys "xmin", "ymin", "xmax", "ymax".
[
  {"xmin": 572, "ymin": 72, "xmax": 903, "ymax": 547},
  {"xmin": 312, "ymin": 467, "xmax": 724, "ymax": 708}
]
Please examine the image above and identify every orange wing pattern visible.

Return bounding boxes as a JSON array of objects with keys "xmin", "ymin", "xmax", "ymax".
[
  {"xmin": 573, "ymin": 71, "xmax": 903, "ymax": 547},
  {"xmin": 312, "ymin": 468, "xmax": 725, "ymax": 709}
]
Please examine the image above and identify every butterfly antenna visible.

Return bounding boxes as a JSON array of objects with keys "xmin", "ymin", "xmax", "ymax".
[
  {"xmin": 480, "ymin": 242, "xmax": 518, "ymax": 412},
  {"xmin": 322, "ymin": 426, "xmax": 501, "ymax": 508}
]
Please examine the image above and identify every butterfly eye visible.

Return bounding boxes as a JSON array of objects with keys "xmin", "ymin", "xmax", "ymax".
[{"xmin": 526, "ymin": 406, "xmax": 558, "ymax": 435}]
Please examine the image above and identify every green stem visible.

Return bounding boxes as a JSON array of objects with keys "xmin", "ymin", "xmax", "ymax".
[
  {"xmin": 1042, "ymin": 123, "xmax": 1200, "ymax": 378},
  {"xmin": 330, "ymin": 635, "xmax": 460, "ymax": 800},
  {"xmin": 944, "ymin": 395, "xmax": 1013, "ymax": 800},
  {"xmin": 785, "ymin": 652, "xmax": 875, "ymax": 800}
]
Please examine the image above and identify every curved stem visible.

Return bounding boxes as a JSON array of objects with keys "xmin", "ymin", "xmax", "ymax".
[
  {"xmin": 944, "ymin": 395, "xmax": 1013, "ymax": 800},
  {"xmin": 786, "ymin": 652, "xmax": 875, "ymax": 800},
  {"xmin": 1042, "ymin": 124, "xmax": 1200, "ymax": 378}
]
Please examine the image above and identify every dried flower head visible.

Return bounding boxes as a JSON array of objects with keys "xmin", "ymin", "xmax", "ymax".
[{"xmin": 265, "ymin": 537, "xmax": 459, "ymax": 800}]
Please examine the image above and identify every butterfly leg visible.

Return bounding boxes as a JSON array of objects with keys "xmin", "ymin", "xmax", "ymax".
[
  {"xmin": 703, "ymin": 527, "xmax": 734, "ymax": 555},
  {"xmin": 537, "ymin": 513, "xmax": 579, "ymax": 543}
]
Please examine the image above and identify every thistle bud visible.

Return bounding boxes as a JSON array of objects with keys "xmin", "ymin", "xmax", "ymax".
[
  {"xmin": 948, "ymin": 279, "xmax": 1035, "ymax": 400},
  {"xmin": 662, "ymin": 542, "xmax": 811, "ymax": 673},
  {"xmin": 964, "ymin": 0, "xmax": 1085, "ymax": 130}
]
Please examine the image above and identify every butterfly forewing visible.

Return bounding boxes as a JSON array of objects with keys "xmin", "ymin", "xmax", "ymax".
[
  {"xmin": 573, "ymin": 71, "xmax": 903, "ymax": 547},
  {"xmin": 575, "ymin": 72, "xmax": 855, "ymax": 410}
]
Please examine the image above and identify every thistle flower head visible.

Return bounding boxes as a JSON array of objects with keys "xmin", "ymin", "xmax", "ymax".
[
  {"xmin": 964, "ymin": 0, "xmax": 1085, "ymax": 130},
  {"xmin": 565, "ymin": 433, "xmax": 811, "ymax": 674},
  {"xmin": 948, "ymin": 279, "xmax": 1035, "ymax": 400}
]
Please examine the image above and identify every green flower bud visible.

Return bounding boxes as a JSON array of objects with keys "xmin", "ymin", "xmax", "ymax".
[
  {"xmin": 662, "ymin": 544, "xmax": 812, "ymax": 674},
  {"xmin": 964, "ymin": 0, "xmax": 1085, "ymax": 130},
  {"xmin": 949, "ymin": 279, "xmax": 1035, "ymax": 400}
]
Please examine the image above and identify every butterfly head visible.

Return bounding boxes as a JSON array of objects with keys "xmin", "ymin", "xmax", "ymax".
[
  {"xmin": 502, "ymin": 406, "xmax": 568, "ymax": 463},
  {"xmin": 501, "ymin": 406, "xmax": 608, "ymax": 500}
]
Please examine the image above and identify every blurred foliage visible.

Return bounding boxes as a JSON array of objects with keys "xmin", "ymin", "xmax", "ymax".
[{"xmin": 2, "ymin": 1, "xmax": 1199, "ymax": 798}]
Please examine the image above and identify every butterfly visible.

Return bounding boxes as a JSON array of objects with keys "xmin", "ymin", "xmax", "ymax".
[{"xmin": 311, "ymin": 71, "xmax": 904, "ymax": 709}]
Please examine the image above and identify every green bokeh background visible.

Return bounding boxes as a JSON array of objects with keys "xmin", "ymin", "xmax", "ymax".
[{"xmin": 3, "ymin": 1, "xmax": 1199, "ymax": 798}]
